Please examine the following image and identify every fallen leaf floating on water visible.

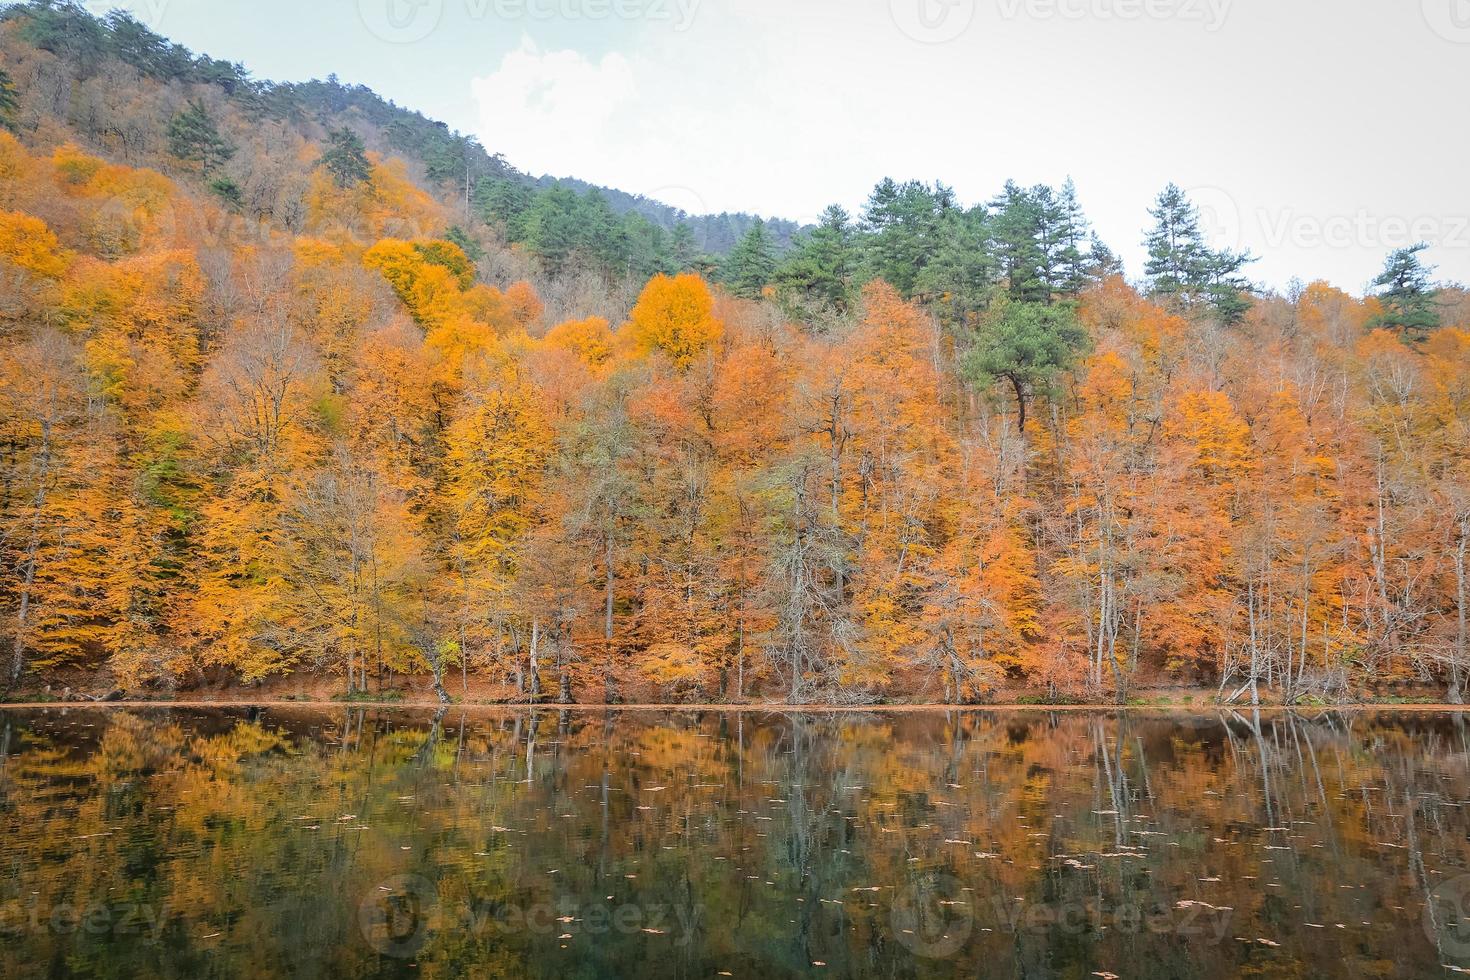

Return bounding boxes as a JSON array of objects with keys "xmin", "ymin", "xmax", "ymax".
[
  {"xmin": 1092, "ymin": 973, "xmax": 1119, "ymax": 979},
  {"xmin": 1256, "ymin": 939, "xmax": 1281, "ymax": 947},
  {"xmin": 640, "ymin": 928, "xmax": 666, "ymax": 935}
]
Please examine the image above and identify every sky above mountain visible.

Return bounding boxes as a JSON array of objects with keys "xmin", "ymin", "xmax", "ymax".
[{"xmin": 103, "ymin": 0, "xmax": 1469, "ymax": 292}]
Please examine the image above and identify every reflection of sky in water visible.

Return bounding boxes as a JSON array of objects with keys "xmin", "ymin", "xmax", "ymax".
[{"xmin": 1, "ymin": 708, "xmax": 1468, "ymax": 977}]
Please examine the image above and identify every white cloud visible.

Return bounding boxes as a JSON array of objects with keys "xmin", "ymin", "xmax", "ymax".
[{"xmin": 469, "ymin": 38, "xmax": 637, "ymax": 180}]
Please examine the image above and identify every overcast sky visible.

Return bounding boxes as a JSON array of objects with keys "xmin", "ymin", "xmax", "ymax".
[{"xmin": 109, "ymin": 0, "xmax": 1470, "ymax": 293}]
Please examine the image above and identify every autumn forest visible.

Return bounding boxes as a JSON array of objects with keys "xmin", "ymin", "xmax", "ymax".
[{"xmin": 2, "ymin": 2, "xmax": 1469, "ymax": 707}]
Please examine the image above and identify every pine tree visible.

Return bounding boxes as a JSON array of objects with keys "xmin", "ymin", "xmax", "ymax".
[
  {"xmin": 776, "ymin": 205, "xmax": 856, "ymax": 310},
  {"xmin": 1144, "ymin": 183, "xmax": 1209, "ymax": 298},
  {"xmin": 318, "ymin": 127, "xmax": 372, "ymax": 189},
  {"xmin": 1201, "ymin": 250, "xmax": 1255, "ymax": 325},
  {"xmin": 473, "ymin": 177, "xmax": 534, "ymax": 241},
  {"xmin": 1370, "ymin": 243, "xmax": 1439, "ymax": 342},
  {"xmin": 444, "ymin": 224, "xmax": 483, "ymax": 262},
  {"xmin": 914, "ymin": 205, "xmax": 994, "ymax": 328},
  {"xmin": 577, "ymin": 189, "xmax": 629, "ymax": 273},
  {"xmin": 962, "ymin": 297, "xmax": 1089, "ymax": 433},
  {"xmin": 1052, "ymin": 178, "xmax": 1091, "ymax": 296},
  {"xmin": 622, "ymin": 213, "xmax": 673, "ymax": 280},
  {"xmin": 721, "ymin": 217, "xmax": 777, "ymax": 299},
  {"xmin": 669, "ymin": 222, "xmax": 700, "ymax": 271},
  {"xmin": 987, "ymin": 182, "xmax": 1045, "ymax": 304},
  {"xmin": 1144, "ymin": 183, "xmax": 1254, "ymax": 323},
  {"xmin": 167, "ymin": 99, "xmax": 234, "ymax": 175},
  {"xmin": 522, "ymin": 185, "xmax": 582, "ymax": 273},
  {"xmin": 861, "ymin": 178, "xmax": 955, "ymax": 296}
]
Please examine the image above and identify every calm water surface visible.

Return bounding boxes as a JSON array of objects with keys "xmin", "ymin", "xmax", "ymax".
[{"xmin": 1, "ymin": 707, "xmax": 1469, "ymax": 978}]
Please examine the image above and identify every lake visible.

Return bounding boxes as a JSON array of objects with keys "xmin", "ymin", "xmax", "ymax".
[{"xmin": 1, "ymin": 707, "xmax": 1467, "ymax": 978}]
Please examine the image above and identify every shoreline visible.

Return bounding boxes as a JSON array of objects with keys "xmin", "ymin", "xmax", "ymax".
[{"xmin": 3, "ymin": 699, "xmax": 1469, "ymax": 712}]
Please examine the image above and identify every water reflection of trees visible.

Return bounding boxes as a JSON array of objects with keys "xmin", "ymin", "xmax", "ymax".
[{"xmin": 0, "ymin": 708, "xmax": 1467, "ymax": 977}]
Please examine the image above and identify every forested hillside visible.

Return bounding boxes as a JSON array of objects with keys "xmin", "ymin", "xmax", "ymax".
[{"xmin": 1, "ymin": 2, "xmax": 1468, "ymax": 705}]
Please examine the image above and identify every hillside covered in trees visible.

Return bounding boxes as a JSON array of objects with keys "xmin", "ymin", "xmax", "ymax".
[{"xmin": 1, "ymin": 2, "xmax": 1468, "ymax": 705}]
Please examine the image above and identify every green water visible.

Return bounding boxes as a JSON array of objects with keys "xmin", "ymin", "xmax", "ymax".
[{"xmin": 1, "ymin": 707, "xmax": 1468, "ymax": 978}]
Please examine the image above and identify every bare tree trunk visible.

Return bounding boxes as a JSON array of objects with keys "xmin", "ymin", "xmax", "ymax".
[
  {"xmin": 1247, "ymin": 582, "xmax": 1261, "ymax": 706},
  {"xmin": 1009, "ymin": 374, "xmax": 1027, "ymax": 434},
  {"xmin": 603, "ymin": 535, "xmax": 616, "ymax": 703},
  {"xmin": 1451, "ymin": 517, "xmax": 1467, "ymax": 705},
  {"xmin": 1296, "ymin": 551, "xmax": 1312, "ymax": 694},
  {"xmin": 11, "ymin": 414, "xmax": 53, "ymax": 685},
  {"xmin": 529, "ymin": 617, "xmax": 542, "ymax": 701},
  {"xmin": 402, "ymin": 619, "xmax": 451, "ymax": 705},
  {"xmin": 558, "ymin": 638, "xmax": 571, "ymax": 704}
]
